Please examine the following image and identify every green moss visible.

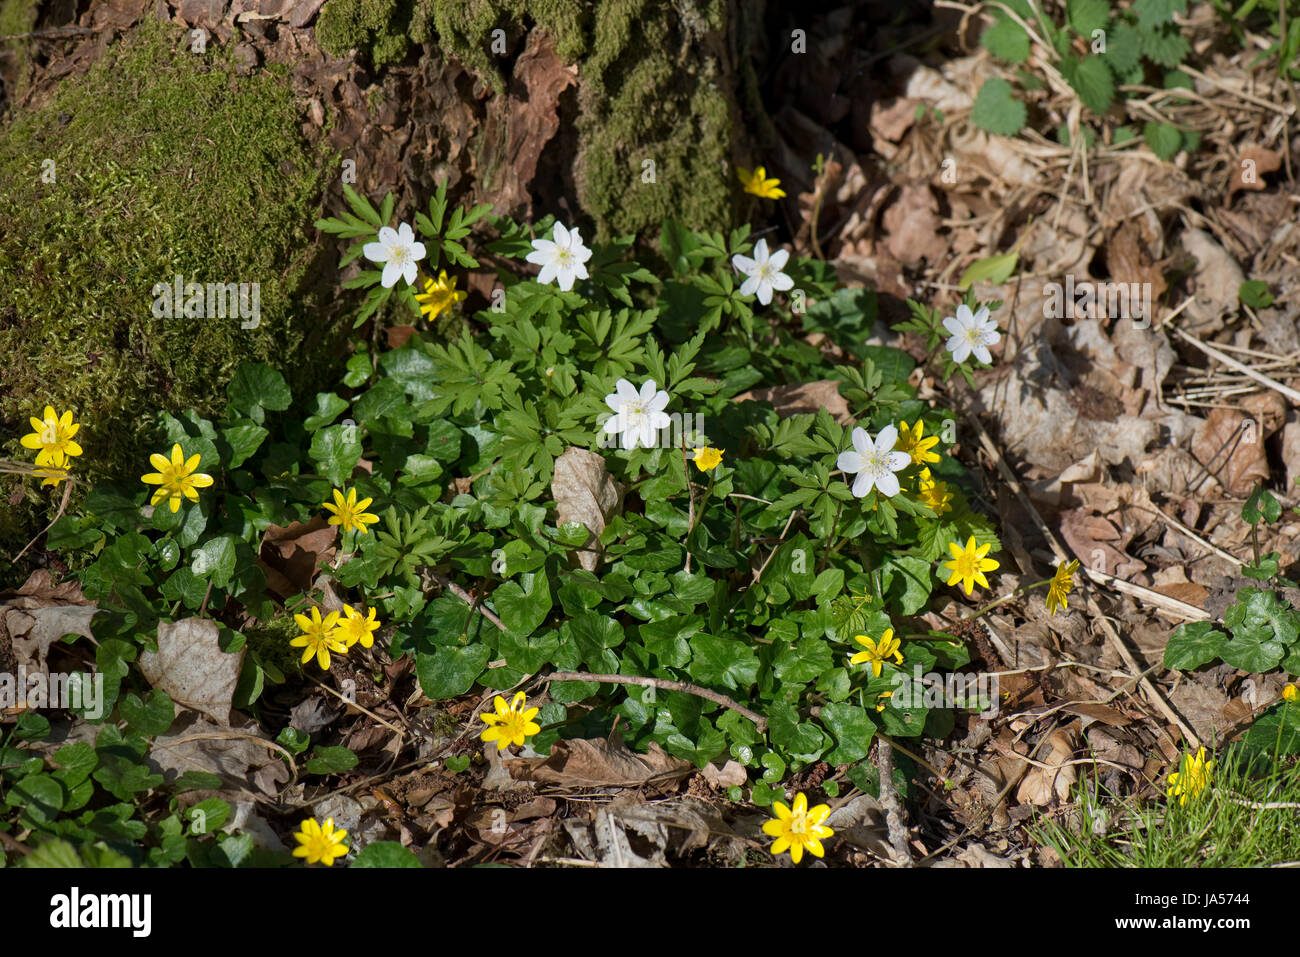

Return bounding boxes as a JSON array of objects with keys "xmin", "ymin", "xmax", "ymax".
[
  {"xmin": 0, "ymin": 22, "xmax": 340, "ymax": 552},
  {"xmin": 315, "ymin": 0, "xmax": 743, "ymax": 238},
  {"xmin": 244, "ymin": 614, "xmax": 311, "ymax": 682},
  {"xmin": 575, "ymin": 0, "xmax": 738, "ymax": 238}
]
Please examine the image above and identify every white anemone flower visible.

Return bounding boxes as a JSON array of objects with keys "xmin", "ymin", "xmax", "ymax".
[
  {"xmin": 836, "ymin": 425, "xmax": 911, "ymax": 498},
  {"xmin": 602, "ymin": 378, "xmax": 670, "ymax": 451},
  {"xmin": 942, "ymin": 304, "xmax": 1001, "ymax": 365},
  {"xmin": 731, "ymin": 238, "xmax": 793, "ymax": 305},
  {"xmin": 526, "ymin": 222, "xmax": 592, "ymax": 292},
  {"xmin": 363, "ymin": 222, "xmax": 426, "ymax": 288}
]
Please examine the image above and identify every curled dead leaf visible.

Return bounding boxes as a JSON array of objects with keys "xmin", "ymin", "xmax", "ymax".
[{"xmin": 551, "ymin": 448, "xmax": 623, "ymax": 572}]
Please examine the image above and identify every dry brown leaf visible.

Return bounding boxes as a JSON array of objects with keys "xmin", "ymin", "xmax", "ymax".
[
  {"xmin": 148, "ymin": 712, "xmax": 288, "ymax": 797},
  {"xmin": 504, "ymin": 736, "xmax": 693, "ymax": 788},
  {"xmin": 1059, "ymin": 509, "xmax": 1146, "ymax": 579},
  {"xmin": 1191, "ymin": 407, "xmax": 1270, "ymax": 496},
  {"xmin": 1014, "ymin": 728, "xmax": 1077, "ymax": 807},
  {"xmin": 0, "ymin": 570, "xmax": 98, "ymax": 671},
  {"xmin": 701, "ymin": 759, "xmax": 747, "ymax": 789},
  {"xmin": 551, "ymin": 448, "xmax": 623, "ymax": 572},
  {"xmin": 733, "ymin": 380, "xmax": 851, "ymax": 424},
  {"xmin": 1228, "ymin": 145, "xmax": 1282, "ymax": 198},
  {"xmin": 138, "ymin": 618, "xmax": 244, "ymax": 726},
  {"xmin": 881, "ymin": 182, "xmax": 946, "ymax": 265},
  {"xmin": 1181, "ymin": 228, "xmax": 1245, "ymax": 335},
  {"xmin": 258, "ymin": 516, "xmax": 338, "ymax": 600}
]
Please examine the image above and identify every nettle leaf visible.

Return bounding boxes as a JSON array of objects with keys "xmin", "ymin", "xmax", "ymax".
[
  {"xmin": 1067, "ymin": 0, "xmax": 1109, "ymax": 36},
  {"xmin": 1143, "ymin": 121, "xmax": 1182, "ymax": 161},
  {"xmin": 980, "ymin": 14, "xmax": 1029, "ymax": 63},
  {"xmin": 1133, "ymin": 0, "xmax": 1186, "ymax": 29},
  {"xmin": 1163, "ymin": 621, "xmax": 1228, "ymax": 670},
  {"xmin": 971, "ymin": 77, "xmax": 1026, "ymax": 137},
  {"xmin": 1068, "ymin": 55, "xmax": 1114, "ymax": 113},
  {"xmin": 1140, "ymin": 24, "xmax": 1190, "ymax": 68}
]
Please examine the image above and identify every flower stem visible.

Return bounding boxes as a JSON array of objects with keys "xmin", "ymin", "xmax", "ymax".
[{"xmin": 967, "ymin": 578, "xmax": 1052, "ymax": 620}]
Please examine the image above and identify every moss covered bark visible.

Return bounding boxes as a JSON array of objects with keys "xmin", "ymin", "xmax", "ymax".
[
  {"xmin": 316, "ymin": 0, "xmax": 751, "ymax": 238},
  {"xmin": 0, "ymin": 22, "xmax": 339, "ymax": 551}
]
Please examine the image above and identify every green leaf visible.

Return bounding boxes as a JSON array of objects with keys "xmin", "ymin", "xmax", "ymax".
[
  {"xmin": 958, "ymin": 250, "xmax": 1018, "ymax": 290},
  {"xmin": 1242, "ymin": 485, "xmax": 1282, "ymax": 525},
  {"xmin": 1143, "ymin": 121, "xmax": 1183, "ymax": 160},
  {"xmin": 227, "ymin": 363, "xmax": 292, "ymax": 421},
  {"xmin": 821, "ymin": 702, "xmax": 876, "ymax": 764},
  {"xmin": 221, "ymin": 421, "xmax": 269, "ymax": 468},
  {"xmin": 191, "ymin": 534, "xmax": 237, "ymax": 589},
  {"xmin": 1163, "ymin": 621, "xmax": 1228, "ymax": 670},
  {"xmin": 120, "ymin": 689, "xmax": 175, "ymax": 737},
  {"xmin": 1133, "ymin": 0, "xmax": 1186, "ymax": 29},
  {"xmin": 353, "ymin": 842, "xmax": 422, "ymax": 868},
  {"xmin": 881, "ymin": 556, "xmax": 932, "ymax": 616},
  {"xmin": 1069, "ymin": 55, "xmax": 1115, "ymax": 112},
  {"xmin": 305, "ymin": 746, "xmax": 359, "ymax": 775},
  {"xmin": 687, "ymin": 634, "xmax": 760, "ymax": 690},
  {"xmin": 971, "ymin": 77, "xmax": 1026, "ymax": 136},
  {"xmin": 304, "ymin": 392, "xmax": 350, "ymax": 432},
  {"xmin": 11, "ymin": 773, "xmax": 64, "ymax": 825},
  {"xmin": 1140, "ymin": 24, "xmax": 1190, "ymax": 68},
  {"xmin": 774, "ymin": 634, "xmax": 835, "ymax": 684},
  {"xmin": 492, "ymin": 572, "xmax": 552, "ymax": 637},
  {"xmin": 1239, "ymin": 280, "xmax": 1275, "ymax": 310},
  {"xmin": 980, "ymin": 14, "xmax": 1030, "ymax": 63},
  {"xmin": 1102, "ymin": 19, "xmax": 1143, "ymax": 74},
  {"xmin": 20, "ymin": 839, "xmax": 83, "ymax": 868},
  {"xmin": 309, "ymin": 423, "xmax": 364, "ymax": 487},
  {"xmin": 1067, "ymin": 0, "xmax": 1110, "ymax": 35},
  {"xmin": 415, "ymin": 644, "xmax": 491, "ymax": 700}
]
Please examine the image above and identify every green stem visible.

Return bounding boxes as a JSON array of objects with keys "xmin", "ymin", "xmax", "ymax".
[{"xmin": 967, "ymin": 578, "xmax": 1053, "ymax": 620}]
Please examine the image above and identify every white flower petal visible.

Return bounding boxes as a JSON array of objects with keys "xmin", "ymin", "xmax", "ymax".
[
  {"xmin": 771, "ymin": 273, "xmax": 794, "ymax": 291},
  {"xmin": 552, "ymin": 222, "xmax": 569, "ymax": 245},
  {"xmin": 851, "ymin": 471, "xmax": 875, "ymax": 498},
  {"xmin": 875, "ymin": 471, "xmax": 901, "ymax": 498},
  {"xmin": 739, "ymin": 276, "xmax": 759, "ymax": 297},
  {"xmin": 648, "ymin": 391, "xmax": 669, "ymax": 412},
  {"xmin": 732, "ymin": 254, "xmax": 755, "ymax": 274},
  {"xmin": 887, "ymin": 450, "xmax": 911, "ymax": 472},
  {"xmin": 556, "ymin": 268, "xmax": 575, "ymax": 291},
  {"xmin": 837, "ymin": 450, "xmax": 864, "ymax": 473},
  {"xmin": 376, "ymin": 226, "xmax": 398, "ymax": 245},
  {"xmin": 874, "ymin": 424, "xmax": 899, "ymax": 452},
  {"xmin": 362, "ymin": 241, "xmax": 386, "ymax": 263},
  {"xmin": 941, "ymin": 316, "xmax": 964, "ymax": 337},
  {"xmin": 538, "ymin": 263, "xmax": 558, "ymax": 286},
  {"xmin": 397, "ymin": 223, "xmax": 414, "ymax": 242},
  {"xmin": 401, "ymin": 260, "xmax": 418, "ymax": 285},
  {"xmin": 851, "ymin": 427, "xmax": 870, "ymax": 454},
  {"xmin": 752, "ymin": 238, "xmax": 769, "ymax": 262},
  {"xmin": 947, "ymin": 337, "xmax": 972, "ymax": 363},
  {"xmin": 616, "ymin": 379, "xmax": 639, "ymax": 402},
  {"xmin": 767, "ymin": 248, "xmax": 789, "ymax": 270},
  {"xmin": 409, "ymin": 241, "xmax": 427, "ymax": 261},
  {"xmin": 972, "ymin": 305, "xmax": 990, "ymax": 325},
  {"xmin": 756, "ymin": 280, "xmax": 773, "ymax": 305},
  {"xmin": 973, "ymin": 345, "xmax": 992, "ymax": 365},
  {"xmin": 649, "ymin": 410, "xmax": 670, "ymax": 430},
  {"xmin": 956, "ymin": 303, "xmax": 973, "ymax": 325},
  {"xmin": 602, "ymin": 415, "xmax": 622, "ymax": 434},
  {"xmin": 380, "ymin": 261, "xmax": 401, "ymax": 288},
  {"xmin": 639, "ymin": 380, "xmax": 658, "ymax": 403}
]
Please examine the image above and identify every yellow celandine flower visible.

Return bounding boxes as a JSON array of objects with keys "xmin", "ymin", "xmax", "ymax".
[
  {"xmin": 762, "ymin": 792, "xmax": 833, "ymax": 863},
  {"xmin": 292, "ymin": 817, "xmax": 349, "ymax": 866},
  {"xmin": 1166, "ymin": 747, "xmax": 1214, "ymax": 806},
  {"xmin": 323, "ymin": 486, "xmax": 380, "ymax": 534},
  {"xmin": 1284, "ymin": 684, "xmax": 1298, "ymax": 702},
  {"xmin": 896, "ymin": 419, "xmax": 941, "ymax": 466},
  {"xmin": 692, "ymin": 447, "xmax": 724, "ymax": 472},
  {"xmin": 140, "ymin": 444, "xmax": 214, "ymax": 513},
  {"xmin": 33, "ymin": 466, "xmax": 70, "ymax": 488},
  {"xmin": 336, "ymin": 603, "xmax": 380, "ymax": 650},
  {"xmin": 943, "ymin": 536, "xmax": 999, "ymax": 596},
  {"xmin": 875, "ymin": 690, "xmax": 894, "ymax": 712},
  {"xmin": 479, "ymin": 691, "xmax": 541, "ymax": 751},
  {"xmin": 414, "ymin": 270, "xmax": 467, "ymax": 321},
  {"xmin": 850, "ymin": 628, "xmax": 904, "ymax": 677},
  {"xmin": 1045, "ymin": 559, "xmax": 1080, "ymax": 615},
  {"xmin": 736, "ymin": 165, "xmax": 786, "ymax": 199},
  {"xmin": 20, "ymin": 406, "xmax": 83, "ymax": 468},
  {"xmin": 916, "ymin": 467, "xmax": 952, "ymax": 515},
  {"xmin": 291, "ymin": 607, "xmax": 346, "ymax": 670}
]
